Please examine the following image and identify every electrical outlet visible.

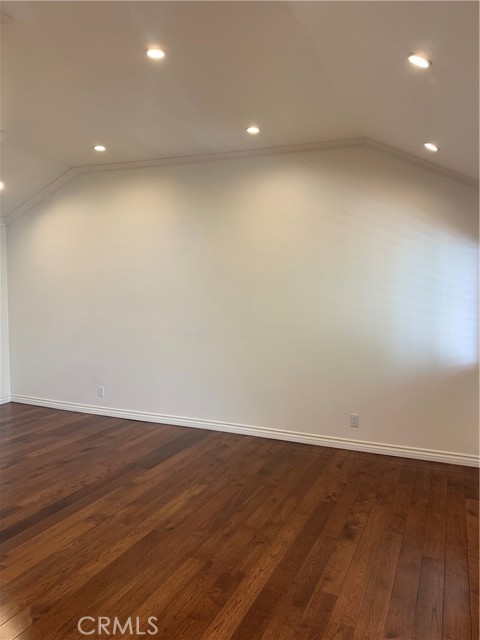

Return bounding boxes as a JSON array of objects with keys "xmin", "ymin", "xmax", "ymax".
[
  {"xmin": 350, "ymin": 414, "xmax": 360, "ymax": 428},
  {"xmin": 98, "ymin": 385, "xmax": 105, "ymax": 398}
]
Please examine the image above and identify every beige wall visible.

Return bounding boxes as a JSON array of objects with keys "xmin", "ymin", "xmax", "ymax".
[
  {"xmin": 0, "ymin": 225, "xmax": 11, "ymax": 402},
  {"xmin": 6, "ymin": 146, "xmax": 479, "ymax": 458}
]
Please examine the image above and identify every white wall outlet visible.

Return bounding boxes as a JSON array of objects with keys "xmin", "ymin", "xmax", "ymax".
[
  {"xmin": 98, "ymin": 385, "xmax": 105, "ymax": 398},
  {"xmin": 350, "ymin": 414, "xmax": 360, "ymax": 428}
]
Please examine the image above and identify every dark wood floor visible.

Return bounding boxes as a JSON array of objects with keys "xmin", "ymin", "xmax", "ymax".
[{"xmin": 0, "ymin": 403, "xmax": 478, "ymax": 640}]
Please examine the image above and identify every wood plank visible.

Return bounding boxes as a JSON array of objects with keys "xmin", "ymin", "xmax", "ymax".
[
  {"xmin": 443, "ymin": 544, "xmax": 472, "ymax": 640},
  {"xmin": 351, "ymin": 528, "xmax": 403, "ymax": 639},
  {"xmin": 414, "ymin": 556, "xmax": 444, "ymax": 640},
  {"xmin": 465, "ymin": 497, "xmax": 479, "ymax": 640},
  {"xmin": 383, "ymin": 545, "xmax": 423, "ymax": 639},
  {"xmin": 0, "ymin": 404, "xmax": 476, "ymax": 639}
]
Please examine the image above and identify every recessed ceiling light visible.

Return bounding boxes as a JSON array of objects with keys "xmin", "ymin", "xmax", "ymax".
[
  {"xmin": 146, "ymin": 47, "xmax": 166, "ymax": 60},
  {"xmin": 246, "ymin": 126, "xmax": 260, "ymax": 135},
  {"xmin": 424, "ymin": 142, "xmax": 439, "ymax": 152},
  {"xmin": 408, "ymin": 54, "xmax": 431, "ymax": 69},
  {"xmin": 0, "ymin": 181, "xmax": 4, "ymax": 191},
  {"xmin": 93, "ymin": 145, "xmax": 106, "ymax": 152}
]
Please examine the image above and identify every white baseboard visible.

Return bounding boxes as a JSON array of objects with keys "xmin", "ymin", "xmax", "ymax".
[
  {"xmin": 0, "ymin": 395, "xmax": 11, "ymax": 405},
  {"xmin": 9, "ymin": 394, "xmax": 479, "ymax": 467}
]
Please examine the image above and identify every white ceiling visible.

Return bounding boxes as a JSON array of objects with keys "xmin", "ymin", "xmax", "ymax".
[{"xmin": 1, "ymin": 1, "xmax": 478, "ymax": 217}]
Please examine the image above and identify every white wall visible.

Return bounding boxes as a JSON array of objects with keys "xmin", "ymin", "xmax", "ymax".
[
  {"xmin": 0, "ymin": 225, "xmax": 11, "ymax": 402},
  {"xmin": 6, "ymin": 146, "xmax": 479, "ymax": 459}
]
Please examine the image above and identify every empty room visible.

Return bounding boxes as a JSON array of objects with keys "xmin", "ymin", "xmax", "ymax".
[{"xmin": 0, "ymin": 1, "xmax": 478, "ymax": 639}]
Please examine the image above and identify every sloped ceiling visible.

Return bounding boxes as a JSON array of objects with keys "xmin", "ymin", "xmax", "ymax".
[{"xmin": 1, "ymin": 1, "xmax": 478, "ymax": 218}]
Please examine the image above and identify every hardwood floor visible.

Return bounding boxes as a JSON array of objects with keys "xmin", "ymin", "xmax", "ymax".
[{"xmin": 0, "ymin": 403, "xmax": 478, "ymax": 640}]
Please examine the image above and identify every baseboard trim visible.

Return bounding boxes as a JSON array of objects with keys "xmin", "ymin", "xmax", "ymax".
[
  {"xmin": 0, "ymin": 395, "xmax": 11, "ymax": 405},
  {"xmin": 9, "ymin": 394, "xmax": 479, "ymax": 467}
]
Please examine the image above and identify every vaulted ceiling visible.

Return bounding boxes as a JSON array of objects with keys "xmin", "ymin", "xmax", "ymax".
[{"xmin": 1, "ymin": 1, "xmax": 478, "ymax": 218}]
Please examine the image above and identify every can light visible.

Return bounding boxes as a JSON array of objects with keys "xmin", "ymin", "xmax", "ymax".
[
  {"xmin": 424, "ymin": 142, "xmax": 439, "ymax": 153},
  {"xmin": 246, "ymin": 126, "xmax": 260, "ymax": 135},
  {"xmin": 408, "ymin": 54, "xmax": 431, "ymax": 69},
  {"xmin": 146, "ymin": 48, "xmax": 166, "ymax": 60},
  {"xmin": 93, "ymin": 145, "xmax": 106, "ymax": 152}
]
